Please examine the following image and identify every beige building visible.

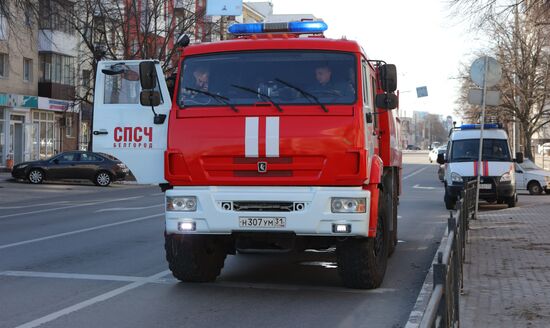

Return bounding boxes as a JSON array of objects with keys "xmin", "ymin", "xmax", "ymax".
[
  {"xmin": 1, "ymin": 1, "xmax": 80, "ymax": 170},
  {"xmin": 0, "ymin": 6, "xmax": 40, "ymax": 168}
]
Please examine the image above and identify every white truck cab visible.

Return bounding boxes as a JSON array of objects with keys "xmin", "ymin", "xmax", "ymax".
[{"xmin": 439, "ymin": 124, "xmax": 520, "ymax": 209}]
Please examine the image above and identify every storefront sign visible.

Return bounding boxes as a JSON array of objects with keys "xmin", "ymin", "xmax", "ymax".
[
  {"xmin": 38, "ymin": 97, "xmax": 73, "ymax": 111},
  {"xmin": 0, "ymin": 93, "xmax": 38, "ymax": 108}
]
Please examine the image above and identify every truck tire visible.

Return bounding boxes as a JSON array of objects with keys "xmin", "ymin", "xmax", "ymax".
[
  {"xmin": 444, "ymin": 191, "xmax": 456, "ymax": 210},
  {"xmin": 336, "ymin": 188, "xmax": 389, "ymax": 289},
  {"xmin": 165, "ymin": 235, "xmax": 226, "ymax": 282}
]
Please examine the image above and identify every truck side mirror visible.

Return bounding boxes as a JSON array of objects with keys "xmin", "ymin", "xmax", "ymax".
[
  {"xmin": 436, "ymin": 153, "xmax": 445, "ymax": 165},
  {"xmin": 515, "ymin": 152, "xmax": 524, "ymax": 164},
  {"xmin": 379, "ymin": 64, "xmax": 397, "ymax": 92},
  {"xmin": 375, "ymin": 93, "xmax": 398, "ymax": 110},
  {"xmin": 139, "ymin": 61, "xmax": 157, "ymax": 90}
]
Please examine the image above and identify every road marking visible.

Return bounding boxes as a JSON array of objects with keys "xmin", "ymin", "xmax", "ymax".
[
  {"xmin": 14, "ymin": 270, "xmax": 170, "ymax": 328},
  {"xmin": 0, "ymin": 196, "xmax": 144, "ymax": 219},
  {"xmin": 0, "ymin": 271, "xmax": 143, "ymax": 283},
  {"xmin": 0, "ymin": 201, "xmax": 71, "ymax": 210},
  {"xmin": 413, "ymin": 184, "xmax": 436, "ymax": 190},
  {"xmin": 95, "ymin": 204, "xmax": 163, "ymax": 213},
  {"xmin": 0, "ymin": 213, "xmax": 163, "ymax": 250},
  {"xmin": 403, "ymin": 166, "xmax": 429, "ymax": 180},
  {"xmin": 0, "ymin": 269, "xmax": 396, "ymax": 296}
]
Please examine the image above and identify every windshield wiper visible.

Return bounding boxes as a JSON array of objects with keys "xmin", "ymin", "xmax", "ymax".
[
  {"xmin": 184, "ymin": 87, "xmax": 239, "ymax": 112},
  {"xmin": 274, "ymin": 78, "xmax": 328, "ymax": 113},
  {"xmin": 230, "ymin": 84, "xmax": 283, "ymax": 112}
]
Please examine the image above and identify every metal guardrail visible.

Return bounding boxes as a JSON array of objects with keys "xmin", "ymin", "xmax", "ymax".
[{"xmin": 419, "ymin": 180, "xmax": 477, "ymax": 328}]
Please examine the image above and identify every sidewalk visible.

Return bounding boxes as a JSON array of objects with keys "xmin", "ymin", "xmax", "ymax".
[{"xmin": 460, "ymin": 201, "xmax": 550, "ymax": 327}]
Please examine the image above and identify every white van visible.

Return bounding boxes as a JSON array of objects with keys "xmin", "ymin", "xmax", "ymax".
[{"xmin": 438, "ymin": 124, "xmax": 521, "ymax": 209}]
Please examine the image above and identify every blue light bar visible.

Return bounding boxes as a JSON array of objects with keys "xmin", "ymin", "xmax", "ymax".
[
  {"xmin": 460, "ymin": 123, "xmax": 501, "ymax": 130},
  {"xmin": 228, "ymin": 21, "xmax": 328, "ymax": 35}
]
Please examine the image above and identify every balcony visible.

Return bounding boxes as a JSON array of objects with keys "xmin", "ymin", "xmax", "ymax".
[
  {"xmin": 38, "ymin": 30, "xmax": 78, "ymax": 57},
  {"xmin": 38, "ymin": 82, "xmax": 75, "ymax": 100}
]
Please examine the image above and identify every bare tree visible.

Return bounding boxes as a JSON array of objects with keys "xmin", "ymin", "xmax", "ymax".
[
  {"xmin": 448, "ymin": 0, "xmax": 549, "ymax": 28},
  {"xmin": 454, "ymin": 6, "xmax": 550, "ymax": 159}
]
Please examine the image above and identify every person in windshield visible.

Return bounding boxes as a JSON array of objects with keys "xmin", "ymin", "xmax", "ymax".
[
  {"xmin": 309, "ymin": 64, "xmax": 353, "ymax": 97},
  {"xmin": 192, "ymin": 66, "xmax": 209, "ymax": 91}
]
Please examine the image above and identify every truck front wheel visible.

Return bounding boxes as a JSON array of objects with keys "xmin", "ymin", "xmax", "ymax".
[
  {"xmin": 336, "ymin": 190, "xmax": 389, "ymax": 289},
  {"xmin": 165, "ymin": 235, "xmax": 227, "ymax": 282}
]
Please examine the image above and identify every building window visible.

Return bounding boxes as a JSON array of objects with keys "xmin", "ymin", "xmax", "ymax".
[
  {"xmin": 33, "ymin": 111, "xmax": 58, "ymax": 160},
  {"xmin": 66, "ymin": 116, "xmax": 73, "ymax": 137},
  {"xmin": 23, "ymin": 58, "xmax": 32, "ymax": 82},
  {"xmin": 82, "ymin": 69, "xmax": 91, "ymax": 88},
  {"xmin": 25, "ymin": 9, "xmax": 32, "ymax": 26},
  {"xmin": 0, "ymin": 53, "xmax": 8, "ymax": 78},
  {"xmin": 0, "ymin": 14, "xmax": 7, "ymax": 40},
  {"xmin": 39, "ymin": 53, "xmax": 74, "ymax": 85}
]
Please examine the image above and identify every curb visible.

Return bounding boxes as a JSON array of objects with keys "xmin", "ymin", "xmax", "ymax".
[{"xmin": 405, "ymin": 215, "xmax": 452, "ymax": 328}]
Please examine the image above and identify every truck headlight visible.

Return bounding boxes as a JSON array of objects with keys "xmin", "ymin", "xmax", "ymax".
[
  {"xmin": 544, "ymin": 176, "xmax": 550, "ymax": 183},
  {"xmin": 166, "ymin": 196, "xmax": 197, "ymax": 211},
  {"xmin": 331, "ymin": 197, "xmax": 366, "ymax": 213},
  {"xmin": 451, "ymin": 172, "xmax": 463, "ymax": 183},
  {"xmin": 500, "ymin": 172, "xmax": 512, "ymax": 183}
]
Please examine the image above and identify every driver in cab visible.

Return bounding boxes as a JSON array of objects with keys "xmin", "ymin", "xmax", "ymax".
[{"xmin": 308, "ymin": 64, "xmax": 353, "ymax": 97}]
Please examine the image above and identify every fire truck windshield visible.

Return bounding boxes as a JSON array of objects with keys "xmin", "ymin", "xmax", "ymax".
[{"xmin": 177, "ymin": 51, "xmax": 357, "ymax": 108}]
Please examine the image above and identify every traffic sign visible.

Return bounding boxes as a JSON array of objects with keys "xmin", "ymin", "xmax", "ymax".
[{"xmin": 470, "ymin": 56, "xmax": 502, "ymax": 87}]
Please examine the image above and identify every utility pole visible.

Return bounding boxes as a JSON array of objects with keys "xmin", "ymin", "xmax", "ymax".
[{"xmin": 513, "ymin": 0, "xmax": 521, "ymax": 155}]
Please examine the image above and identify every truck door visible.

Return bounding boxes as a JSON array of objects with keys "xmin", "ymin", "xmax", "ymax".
[
  {"xmin": 92, "ymin": 60, "xmax": 170, "ymax": 184},
  {"xmin": 361, "ymin": 60, "xmax": 376, "ymax": 172}
]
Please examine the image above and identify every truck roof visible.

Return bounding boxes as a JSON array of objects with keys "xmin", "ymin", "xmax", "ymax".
[{"xmin": 183, "ymin": 37, "xmax": 365, "ymax": 57}]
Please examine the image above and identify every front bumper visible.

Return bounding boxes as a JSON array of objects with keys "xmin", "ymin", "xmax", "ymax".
[
  {"xmin": 165, "ymin": 186, "xmax": 371, "ymax": 237},
  {"xmin": 447, "ymin": 176, "xmax": 515, "ymax": 200},
  {"xmin": 11, "ymin": 168, "xmax": 27, "ymax": 180}
]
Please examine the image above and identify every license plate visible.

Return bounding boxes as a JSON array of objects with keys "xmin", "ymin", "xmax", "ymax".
[
  {"xmin": 480, "ymin": 183, "xmax": 492, "ymax": 190},
  {"xmin": 239, "ymin": 217, "xmax": 286, "ymax": 228}
]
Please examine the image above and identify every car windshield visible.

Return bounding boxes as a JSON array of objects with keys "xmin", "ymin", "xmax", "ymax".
[
  {"xmin": 519, "ymin": 159, "xmax": 540, "ymax": 170},
  {"xmin": 177, "ymin": 51, "xmax": 357, "ymax": 108},
  {"xmin": 450, "ymin": 139, "xmax": 511, "ymax": 162}
]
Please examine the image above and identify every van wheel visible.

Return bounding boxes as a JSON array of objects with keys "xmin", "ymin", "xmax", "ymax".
[
  {"xmin": 165, "ymin": 235, "xmax": 226, "ymax": 282},
  {"xmin": 444, "ymin": 191, "xmax": 456, "ymax": 210},
  {"xmin": 385, "ymin": 173, "xmax": 398, "ymax": 257},
  {"xmin": 528, "ymin": 181, "xmax": 543, "ymax": 195},
  {"xmin": 336, "ymin": 188, "xmax": 389, "ymax": 289},
  {"xmin": 507, "ymin": 194, "xmax": 517, "ymax": 208}
]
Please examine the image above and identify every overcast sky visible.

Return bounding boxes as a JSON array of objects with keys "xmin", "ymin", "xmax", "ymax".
[{"xmin": 261, "ymin": 0, "xmax": 487, "ymax": 120}]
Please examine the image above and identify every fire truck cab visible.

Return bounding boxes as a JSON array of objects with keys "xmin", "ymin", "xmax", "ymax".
[{"xmin": 93, "ymin": 21, "xmax": 401, "ymax": 289}]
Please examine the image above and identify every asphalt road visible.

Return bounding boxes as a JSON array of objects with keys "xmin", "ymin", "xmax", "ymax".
[{"xmin": 0, "ymin": 153, "xmax": 473, "ymax": 328}]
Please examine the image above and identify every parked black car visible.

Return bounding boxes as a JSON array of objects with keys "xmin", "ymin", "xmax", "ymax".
[
  {"xmin": 406, "ymin": 144, "xmax": 421, "ymax": 150},
  {"xmin": 11, "ymin": 151, "xmax": 129, "ymax": 186}
]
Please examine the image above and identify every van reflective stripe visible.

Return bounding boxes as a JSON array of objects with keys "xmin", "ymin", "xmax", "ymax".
[
  {"xmin": 473, "ymin": 161, "xmax": 478, "ymax": 176},
  {"xmin": 245, "ymin": 117, "xmax": 259, "ymax": 157},
  {"xmin": 483, "ymin": 161, "xmax": 489, "ymax": 176},
  {"xmin": 266, "ymin": 117, "xmax": 280, "ymax": 157}
]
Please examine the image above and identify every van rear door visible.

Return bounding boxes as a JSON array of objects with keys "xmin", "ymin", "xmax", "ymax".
[{"xmin": 92, "ymin": 60, "xmax": 170, "ymax": 184}]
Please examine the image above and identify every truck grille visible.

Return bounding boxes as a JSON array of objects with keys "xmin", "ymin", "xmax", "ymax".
[{"xmin": 232, "ymin": 201, "xmax": 297, "ymax": 212}]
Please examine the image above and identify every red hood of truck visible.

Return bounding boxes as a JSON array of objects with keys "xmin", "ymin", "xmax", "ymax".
[{"xmin": 165, "ymin": 105, "xmax": 366, "ymax": 186}]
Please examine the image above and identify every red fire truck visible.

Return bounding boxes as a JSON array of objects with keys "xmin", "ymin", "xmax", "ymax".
[{"xmin": 93, "ymin": 21, "xmax": 402, "ymax": 289}]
